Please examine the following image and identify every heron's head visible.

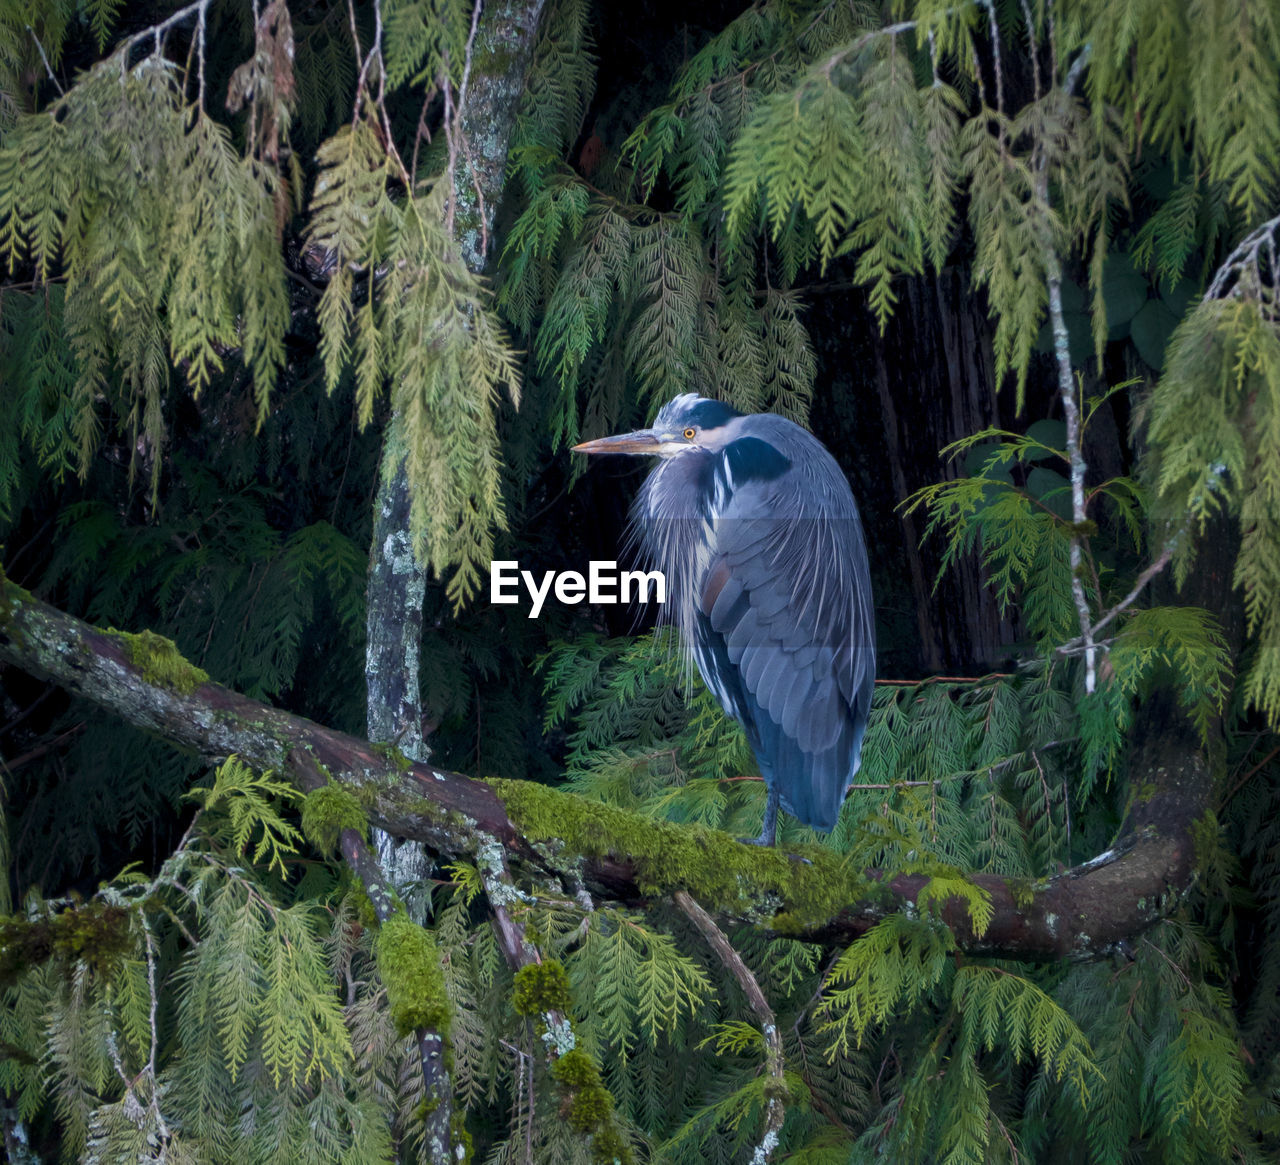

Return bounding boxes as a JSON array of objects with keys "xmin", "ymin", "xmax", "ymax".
[{"xmin": 572, "ymin": 394, "xmax": 742, "ymax": 459}]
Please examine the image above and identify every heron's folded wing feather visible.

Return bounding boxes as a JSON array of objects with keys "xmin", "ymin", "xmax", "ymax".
[{"xmin": 709, "ymin": 471, "xmax": 875, "ymax": 756}]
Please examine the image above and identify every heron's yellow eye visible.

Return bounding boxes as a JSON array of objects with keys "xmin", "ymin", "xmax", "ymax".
[{"xmin": 683, "ymin": 427, "xmax": 696, "ymax": 440}]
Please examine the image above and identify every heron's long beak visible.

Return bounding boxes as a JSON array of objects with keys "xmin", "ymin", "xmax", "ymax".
[{"xmin": 572, "ymin": 429, "xmax": 662, "ymax": 455}]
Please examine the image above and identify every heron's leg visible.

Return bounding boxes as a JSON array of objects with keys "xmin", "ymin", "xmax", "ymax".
[{"xmin": 744, "ymin": 784, "xmax": 779, "ymax": 847}]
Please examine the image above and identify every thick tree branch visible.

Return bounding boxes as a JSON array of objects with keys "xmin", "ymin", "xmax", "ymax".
[{"xmin": 0, "ymin": 580, "xmax": 1208, "ymax": 961}]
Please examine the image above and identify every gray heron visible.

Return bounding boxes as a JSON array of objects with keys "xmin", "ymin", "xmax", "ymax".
[{"xmin": 574, "ymin": 393, "xmax": 876, "ymax": 845}]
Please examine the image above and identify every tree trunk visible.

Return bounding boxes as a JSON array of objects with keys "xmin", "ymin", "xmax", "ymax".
[{"xmin": 361, "ymin": 3, "xmax": 546, "ymax": 1156}]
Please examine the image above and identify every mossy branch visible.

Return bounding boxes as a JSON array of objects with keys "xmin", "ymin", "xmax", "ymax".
[
  {"xmin": 291, "ymin": 750, "xmax": 453, "ymax": 1128},
  {"xmin": 0, "ymin": 579, "xmax": 1209, "ymax": 961}
]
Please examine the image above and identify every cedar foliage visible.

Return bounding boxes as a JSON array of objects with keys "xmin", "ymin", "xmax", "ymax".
[{"xmin": 0, "ymin": 2, "xmax": 1278, "ymax": 1163}]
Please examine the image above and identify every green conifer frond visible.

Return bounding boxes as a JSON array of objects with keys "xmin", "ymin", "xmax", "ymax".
[
  {"xmin": 511, "ymin": 0, "xmax": 596, "ymax": 189},
  {"xmin": 186, "ymin": 757, "xmax": 302, "ymax": 878},
  {"xmin": 624, "ymin": 217, "xmax": 709, "ymax": 404},
  {"xmin": 0, "ymin": 53, "xmax": 288, "ymax": 494},
  {"xmin": 817, "ymin": 915, "xmax": 953, "ymax": 1057},
  {"xmin": 1108, "ymin": 606, "xmax": 1229, "ymax": 739},
  {"xmin": 533, "ymin": 203, "xmax": 631, "ymax": 447},
  {"xmin": 723, "ymin": 74, "xmax": 864, "ymax": 271},
  {"xmin": 953, "ymin": 966, "xmax": 1100, "ymax": 1103},
  {"xmin": 308, "ymin": 126, "xmax": 521, "ymax": 605},
  {"xmin": 759, "ymin": 289, "xmax": 816, "ymax": 422},
  {"xmin": 959, "ymin": 113, "xmax": 1054, "ymax": 402},
  {"xmin": 570, "ymin": 908, "xmax": 712, "ymax": 1053},
  {"xmin": 1150, "ymin": 283, "xmax": 1280, "ymax": 722},
  {"xmin": 1068, "ymin": 0, "xmax": 1280, "ymax": 222},
  {"xmin": 1131, "ymin": 175, "xmax": 1212, "ymax": 286},
  {"xmin": 382, "ymin": 0, "xmax": 469, "ymax": 90}
]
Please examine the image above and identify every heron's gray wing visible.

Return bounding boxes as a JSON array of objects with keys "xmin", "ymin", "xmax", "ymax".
[{"xmin": 696, "ymin": 432, "xmax": 875, "ymax": 829}]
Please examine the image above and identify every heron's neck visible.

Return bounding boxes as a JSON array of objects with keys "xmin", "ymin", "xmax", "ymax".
[
  {"xmin": 647, "ymin": 452, "xmax": 716, "ymax": 522},
  {"xmin": 634, "ymin": 452, "xmax": 717, "ymax": 635}
]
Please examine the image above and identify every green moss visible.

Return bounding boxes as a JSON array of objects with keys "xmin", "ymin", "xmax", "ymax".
[
  {"xmin": 375, "ymin": 913, "xmax": 450, "ymax": 1038},
  {"xmin": 301, "ymin": 784, "xmax": 368, "ymax": 855},
  {"xmin": 1008, "ymin": 878, "xmax": 1035, "ymax": 911},
  {"xmin": 370, "ymin": 741, "xmax": 412, "ymax": 772},
  {"xmin": 567, "ymin": 1086, "xmax": 613, "ymax": 1132},
  {"xmin": 107, "ymin": 629, "xmax": 208, "ymax": 694},
  {"xmin": 489, "ymin": 779, "xmax": 868, "ymax": 932},
  {"xmin": 0, "ymin": 574, "xmax": 31, "ymax": 645},
  {"xmin": 551, "ymin": 1047, "xmax": 599, "ymax": 1090},
  {"xmin": 547, "ymin": 1049, "xmax": 631, "ymax": 1163},
  {"xmin": 512, "ymin": 959, "xmax": 572, "ymax": 1018},
  {"xmin": 449, "ymin": 1112, "xmax": 473, "ymax": 1162},
  {"xmin": 588, "ymin": 1125, "xmax": 630, "ymax": 1165},
  {"xmin": 353, "ymin": 770, "xmax": 472, "ymax": 842},
  {"xmin": 0, "ymin": 903, "xmax": 132, "ymax": 987},
  {"xmin": 472, "ymin": 42, "xmax": 515, "ymax": 77},
  {"xmin": 351, "ymin": 883, "xmax": 380, "ymax": 929}
]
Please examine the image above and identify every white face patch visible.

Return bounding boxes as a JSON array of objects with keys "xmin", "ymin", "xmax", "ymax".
[{"xmin": 654, "ymin": 433, "xmax": 701, "ymax": 457}]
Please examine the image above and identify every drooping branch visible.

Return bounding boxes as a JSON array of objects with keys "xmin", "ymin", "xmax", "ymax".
[{"xmin": 0, "ymin": 579, "xmax": 1209, "ymax": 961}]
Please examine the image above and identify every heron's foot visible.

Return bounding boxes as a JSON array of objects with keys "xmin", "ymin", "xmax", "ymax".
[{"xmin": 747, "ymin": 785, "xmax": 780, "ymax": 847}]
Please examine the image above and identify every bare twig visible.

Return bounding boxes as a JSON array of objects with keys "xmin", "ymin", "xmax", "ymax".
[
  {"xmin": 477, "ymin": 840, "xmax": 543, "ymax": 969},
  {"xmin": 876, "ymin": 672, "xmax": 1014, "ymax": 687},
  {"xmin": 1060, "ymin": 541, "xmax": 1175, "ymax": 652},
  {"xmin": 290, "ymin": 749, "xmax": 454, "ymax": 1163},
  {"xmin": 410, "ymin": 82, "xmax": 437, "ymax": 182},
  {"xmin": 854, "ymin": 780, "xmax": 945, "ymax": 790},
  {"xmin": 456, "ymin": 0, "xmax": 483, "ymax": 133},
  {"xmin": 284, "ymin": 264, "xmax": 324, "ymax": 296},
  {"xmin": 347, "ymin": 0, "xmax": 375, "ymax": 123},
  {"xmin": 442, "ymin": 63, "xmax": 458, "ymax": 235},
  {"xmin": 1063, "ymin": 45, "xmax": 1091, "ymax": 97},
  {"xmin": 1060, "ymin": 457, "xmax": 1226, "ymax": 658},
  {"xmin": 1047, "ymin": 0, "xmax": 1058, "ymax": 80},
  {"xmin": 143, "ymin": 921, "xmax": 162, "ymax": 1084},
  {"xmin": 1033, "ymin": 45, "xmax": 1097, "ymax": 690},
  {"xmin": 26, "ymin": 26, "xmax": 63, "ymax": 96},
  {"xmin": 0, "ymin": 721, "xmax": 85, "ymax": 771},
  {"xmin": 1051, "ymin": 317, "xmax": 1095, "ymax": 689},
  {"xmin": 195, "ymin": 1, "xmax": 207, "ymax": 111},
  {"xmin": 982, "ymin": 0, "xmax": 1005, "ymax": 128},
  {"xmin": 450, "ymin": 0, "xmax": 489, "ymax": 253},
  {"xmin": 369, "ymin": 0, "xmax": 413, "ymax": 186},
  {"xmin": 1206, "ymin": 213, "xmax": 1280, "ymax": 307},
  {"xmin": 675, "ymin": 891, "xmax": 786, "ymax": 1162},
  {"xmin": 121, "ymin": 0, "xmax": 213, "ymax": 61},
  {"xmin": 1019, "ymin": 0, "xmax": 1040, "ymax": 102},
  {"xmin": 1222, "ymin": 745, "xmax": 1280, "ymax": 806},
  {"xmin": 345, "ymin": 0, "xmax": 408, "ymax": 189}
]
